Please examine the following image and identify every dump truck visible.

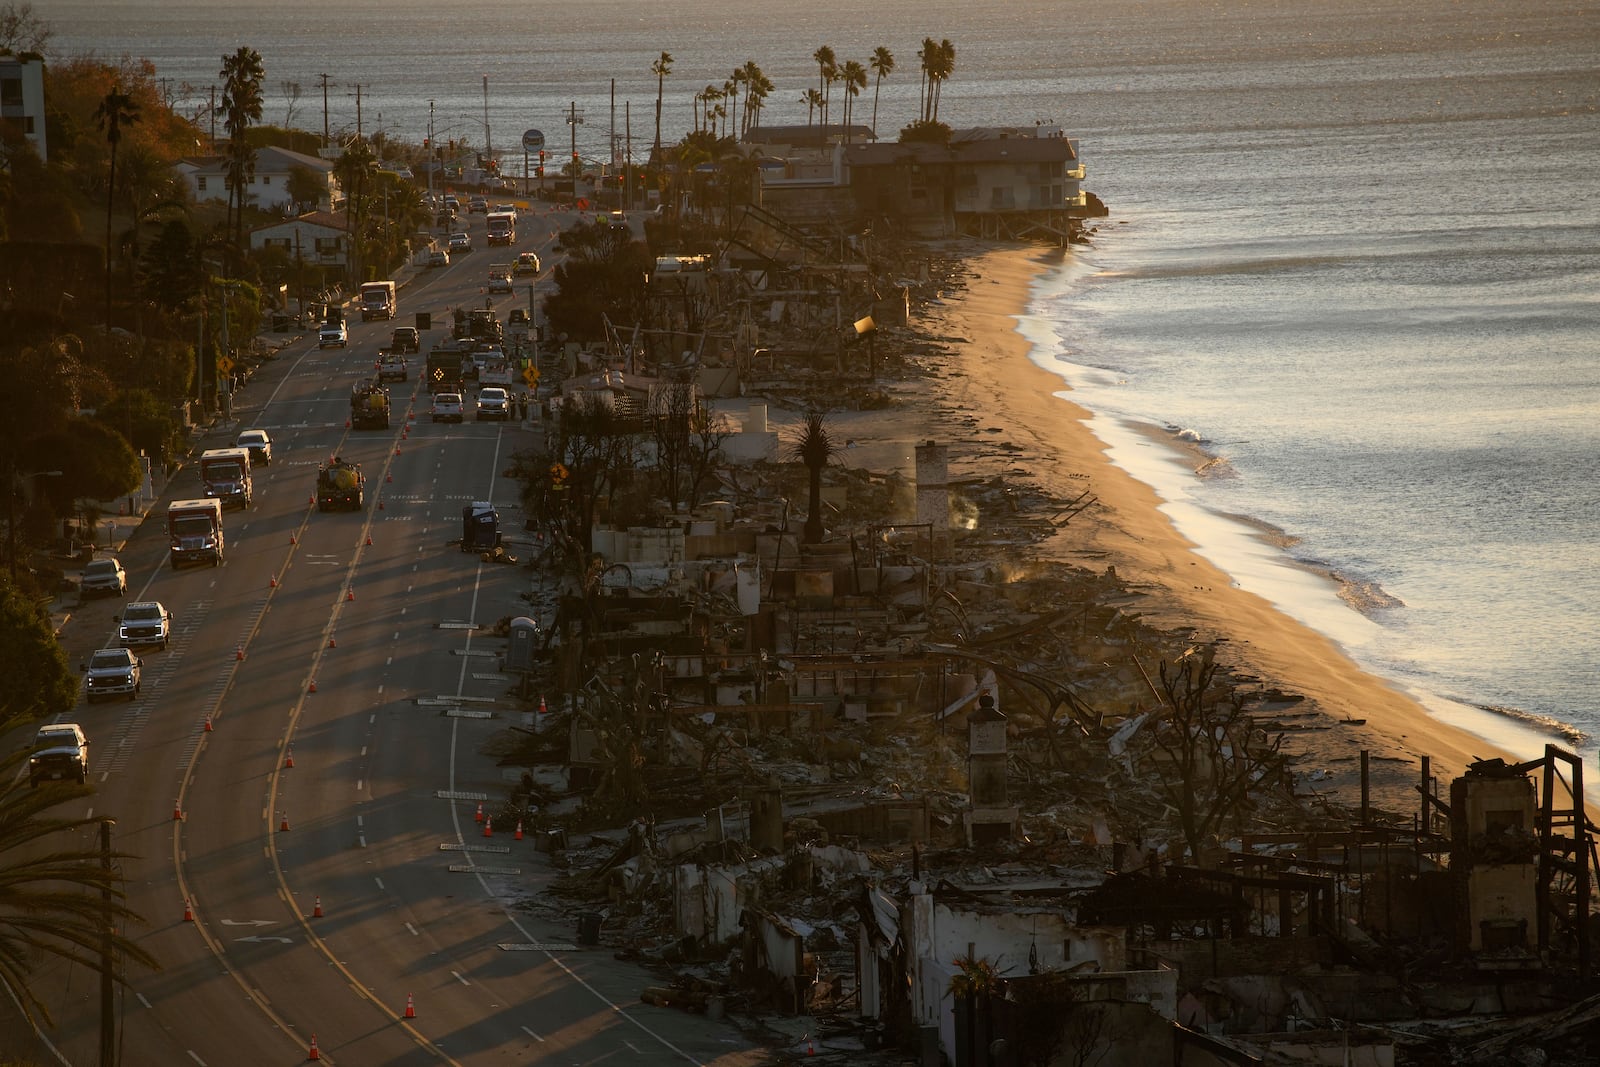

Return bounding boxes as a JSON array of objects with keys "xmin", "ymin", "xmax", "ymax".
[
  {"xmin": 425, "ymin": 345, "xmax": 465, "ymax": 393},
  {"xmin": 199, "ymin": 446, "xmax": 253, "ymax": 508},
  {"xmin": 167, "ymin": 498, "xmax": 224, "ymax": 569},
  {"xmin": 316, "ymin": 458, "xmax": 365, "ymax": 512},
  {"xmin": 350, "ymin": 380, "xmax": 391, "ymax": 429}
]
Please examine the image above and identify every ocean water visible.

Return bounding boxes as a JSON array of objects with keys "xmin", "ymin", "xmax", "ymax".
[{"xmin": 43, "ymin": 0, "xmax": 1600, "ymax": 768}]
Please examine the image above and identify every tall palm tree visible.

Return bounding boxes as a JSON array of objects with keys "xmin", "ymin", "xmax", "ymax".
[
  {"xmin": 651, "ymin": 51, "xmax": 673, "ymax": 166},
  {"xmin": 219, "ymin": 46, "xmax": 265, "ymax": 270},
  {"xmin": 812, "ymin": 45, "xmax": 837, "ymax": 129},
  {"xmin": 743, "ymin": 66, "xmax": 774, "ymax": 139},
  {"xmin": 93, "ymin": 84, "xmax": 141, "ymax": 329},
  {"xmin": 930, "ymin": 39, "xmax": 956, "ymax": 123},
  {"xmin": 869, "ymin": 46, "xmax": 895, "ymax": 138},
  {"xmin": 791, "ymin": 412, "xmax": 837, "ymax": 545},
  {"xmin": 0, "ymin": 745, "xmax": 160, "ymax": 1026},
  {"xmin": 840, "ymin": 60, "xmax": 867, "ymax": 141}
]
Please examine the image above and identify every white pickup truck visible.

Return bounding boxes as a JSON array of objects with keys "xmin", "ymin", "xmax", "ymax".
[{"xmin": 476, "ymin": 349, "xmax": 513, "ymax": 387}]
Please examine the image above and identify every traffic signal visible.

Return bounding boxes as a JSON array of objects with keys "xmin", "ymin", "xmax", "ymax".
[
  {"xmin": 536, "ymin": 166, "xmax": 543, "ymax": 178},
  {"xmin": 538, "ymin": 150, "xmax": 545, "ymax": 163}
]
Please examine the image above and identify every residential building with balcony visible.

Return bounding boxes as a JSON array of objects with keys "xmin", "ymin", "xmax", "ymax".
[{"xmin": 0, "ymin": 54, "xmax": 47, "ymax": 161}]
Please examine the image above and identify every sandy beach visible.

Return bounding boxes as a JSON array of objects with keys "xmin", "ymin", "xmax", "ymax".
[{"xmin": 826, "ymin": 243, "xmax": 1517, "ymax": 821}]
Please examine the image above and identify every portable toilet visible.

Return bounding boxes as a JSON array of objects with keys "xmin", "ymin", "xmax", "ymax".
[
  {"xmin": 506, "ymin": 617, "xmax": 541, "ymax": 671},
  {"xmin": 462, "ymin": 502, "xmax": 500, "ymax": 552}
]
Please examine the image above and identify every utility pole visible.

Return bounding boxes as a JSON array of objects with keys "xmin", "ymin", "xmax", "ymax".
[
  {"xmin": 208, "ymin": 84, "xmax": 217, "ymax": 149},
  {"xmin": 626, "ymin": 103, "xmax": 633, "ymax": 209},
  {"xmin": 98, "ymin": 818, "xmax": 116, "ymax": 1067},
  {"xmin": 482, "ymin": 75, "xmax": 491, "ymax": 161},
  {"xmin": 349, "ymin": 83, "xmax": 364, "ymax": 140},
  {"xmin": 318, "ymin": 73, "xmax": 331, "ymax": 148},
  {"xmin": 566, "ymin": 101, "xmax": 584, "ymax": 188},
  {"xmin": 610, "ymin": 79, "xmax": 616, "ymax": 170},
  {"xmin": 427, "ymin": 99, "xmax": 436, "ymax": 206}
]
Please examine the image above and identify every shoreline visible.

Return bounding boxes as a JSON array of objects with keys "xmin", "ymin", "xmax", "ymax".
[{"xmin": 835, "ymin": 242, "xmax": 1525, "ymax": 818}]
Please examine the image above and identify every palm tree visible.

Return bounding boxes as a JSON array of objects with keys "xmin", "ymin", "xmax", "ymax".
[
  {"xmin": 738, "ymin": 61, "xmax": 772, "ymax": 139},
  {"xmin": 929, "ymin": 39, "xmax": 956, "ymax": 123},
  {"xmin": 93, "ymin": 84, "xmax": 141, "ymax": 329},
  {"xmin": 869, "ymin": 46, "xmax": 895, "ymax": 138},
  {"xmin": 812, "ymin": 45, "xmax": 837, "ymax": 129},
  {"xmin": 219, "ymin": 46, "xmax": 265, "ymax": 270},
  {"xmin": 651, "ymin": 51, "xmax": 673, "ymax": 167},
  {"xmin": 801, "ymin": 88, "xmax": 822, "ymax": 128},
  {"xmin": 840, "ymin": 60, "xmax": 867, "ymax": 142},
  {"xmin": 0, "ymin": 745, "xmax": 160, "ymax": 1026},
  {"xmin": 790, "ymin": 411, "xmax": 837, "ymax": 545}
]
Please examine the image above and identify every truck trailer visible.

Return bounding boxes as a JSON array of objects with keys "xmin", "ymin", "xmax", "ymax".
[
  {"xmin": 360, "ymin": 280, "xmax": 398, "ymax": 321},
  {"xmin": 167, "ymin": 498, "xmax": 224, "ymax": 569},
  {"xmin": 198, "ymin": 447, "xmax": 253, "ymax": 509}
]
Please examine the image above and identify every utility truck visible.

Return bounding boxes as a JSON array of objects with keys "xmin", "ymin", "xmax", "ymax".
[
  {"xmin": 316, "ymin": 458, "xmax": 365, "ymax": 511},
  {"xmin": 486, "ymin": 211, "xmax": 515, "ymax": 246},
  {"xmin": 350, "ymin": 380, "xmax": 391, "ymax": 429},
  {"xmin": 360, "ymin": 280, "xmax": 398, "ymax": 321},
  {"xmin": 167, "ymin": 498, "xmax": 224, "ymax": 569},
  {"xmin": 425, "ymin": 344, "xmax": 465, "ymax": 393},
  {"xmin": 199, "ymin": 447, "xmax": 253, "ymax": 508}
]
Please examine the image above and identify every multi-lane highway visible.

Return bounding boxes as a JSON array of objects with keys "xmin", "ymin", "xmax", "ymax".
[{"xmin": 26, "ymin": 205, "xmax": 769, "ymax": 1066}]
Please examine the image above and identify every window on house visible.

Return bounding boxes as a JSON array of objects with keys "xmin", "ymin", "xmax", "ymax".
[
  {"xmin": 197, "ymin": 177, "xmax": 207, "ymax": 191},
  {"xmin": 314, "ymin": 237, "xmax": 342, "ymax": 254},
  {"xmin": 989, "ymin": 187, "xmax": 1015, "ymax": 210},
  {"xmin": 0, "ymin": 77, "xmax": 21, "ymax": 107},
  {"xmin": 262, "ymin": 175, "xmax": 272, "ymax": 185}
]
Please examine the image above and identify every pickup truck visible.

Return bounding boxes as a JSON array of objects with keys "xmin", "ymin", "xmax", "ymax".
[
  {"xmin": 29, "ymin": 724, "xmax": 89, "ymax": 787},
  {"xmin": 83, "ymin": 648, "xmax": 142, "ymax": 703},
  {"xmin": 377, "ymin": 352, "xmax": 408, "ymax": 382},
  {"xmin": 391, "ymin": 326, "xmax": 421, "ymax": 353},
  {"xmin": 118, "ymin": 601, "xmax": 173, "ymax": 650},
  {"xmin": 318, "ymin": 320, "xmax": 349, "ymax": 348}
]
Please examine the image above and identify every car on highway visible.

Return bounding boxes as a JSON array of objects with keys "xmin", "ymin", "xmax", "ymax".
[
  {"xmin": 468, "ymin": 195, "xmax": 488, "ymax": 214},
  {"xmin": 236, "ymin": 428, "xmax": 273, "ymax": 466},
  {"xmin": 118, "ymin": 601, "xmax": 173, "ymax": 649},
  {"xmin": 448, "ymin": 231, "xmax": 472, "ymax": 254},
  {"xmin": 318, "ymin": 320, "xmax": 348, "ymax": 348},
  {"xmin": 443, "ymin": 194, "xmax": 461, "ymax": 213},
  {"xmin": 79, "ymin": 557, "xmax": 127, "ymax": 598},
  {"xmin": 608, "ymin": 209, "xmax": 628, "ymax": 231},
  {"xmin": 513, "ymin": 251, "xmax": 541, "ymax": 276},
  {"xmin": 487, "ymin": 265, "xmax": 513, "ymax": 294},
  {"xmin": 427, "ymin": 248, "xmax": 450, "ymax": 269},
  {"xmin": 391, "ymin": 326, "xmax": 421, "ymax": 353},
  {"xmin": 82, "ymin": 647, "xmax": 142, "ymax": 703},
  {"xmin": 431, "ymin": 392, "xmax": 464, "ymax": 423},
  {"xmin": 476, "ymin": 387, "xmax": 511, "ymax": 421},
  {"xmin": 29, "ymin": 723, "xmax": 89, "ymax": 787}
]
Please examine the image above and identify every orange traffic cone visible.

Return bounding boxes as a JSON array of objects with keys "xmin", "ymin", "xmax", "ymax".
[
  {"xmin": 515, "ymin": 821, "xmax": 524, "ymax": 841},
  {"xmin": 806, "ymin": 1034, "xmax": 815, "ymax": 1056},
  {"xmin": 204, "ymin": 717, "xmax": 213, "ymax": 732},
  {"xmin": 378, "ymin": 499, "xmax": 385, "ymax": 510},
  {"xmin": 394, "ymin": 446, "xmax": 402, "ymax": 455},
  {"xmin": 346, "ymin": 587, "xmax": 355, "ymax": 601},
  {"xmin": 183, "ymin": 899, "xmax": 194, "ymax": 922},
  {"xmin": 308, "ymin": 678, "xmax": 317, "ymax": 693},
  {"xmin": 365, "ymin": 533, "xmax": 372, "ymax": 546},
  {"xmin": 328, "ymin": 634, "xmax": 337, "ymax": 648},
  {"xmin": 386, "ymin": 472, "xmax": 392, "ymax": 482},
  {"xmin": 307, "ymin": 1034, "xmax": 320, "ymax": 1061},
  {"xmin": 270, "ymin": 575, "xmax": 278, "ymax": 588},
  {"xmin": 539, "ymin": 695, "xmax": 548, "ymax": 715},
  {"xmin": 404, "ymin": 993, "xmax": 416, "ymax": 1019},
  {"xmin": 474, "ymin": 801, "xmax": 484, "ymax": 823},
  {"xmin": 290, "ymin": 532, "xmax": 297, "ymax": 545},
  {"xmin": 173, "ymin": 799, "xmax": 183, "ymax": 821},
  {"xmin": 344, "ymin": 418, "xmax": 350, "ymax": 428},
  {"xmin": 236, "ymin": 645, "xmax": 245, "ymax": 661},
  {"xmin": 483, "ymin": 816, "xmax": 493, "ymax": 838},
  {"xmin": 279, "ymin": 812, "xmax": 291, "ymax": 832},
  {"xmin": 308, "ymin": 494, "xmax": 316, "ymax": 506},
  {"xmin": 313, "ymin": 895, "xmax": 324, "ymax": 918},
  {"xmin": 285, "ymin": 748, "xmax": 295, "ymax": 769}
]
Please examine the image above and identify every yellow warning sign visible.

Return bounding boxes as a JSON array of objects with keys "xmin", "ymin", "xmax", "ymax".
[
  {"xmin": 217, "ymin": 355, "xmax": 235, "ymax": 376},
  {"xmin": 522, "ymin": 366, "xmax": 541, "ymax": 387}
]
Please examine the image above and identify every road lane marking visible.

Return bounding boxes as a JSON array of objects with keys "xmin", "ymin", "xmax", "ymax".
[
  {"xmin": 406, "ymin": 922, "xmax": 419, "ymax": 936},
  {"xmin": 374, "ymin": 876, "xmax": 385, "ymax": 890},
  {"xmin": 136, "ymin": 993, "xmax": 152, "ymax": 1009},
  {"xmin": 188, "ymin": 1052, "xmax": 206, "ymax": 1065},
  {"xmin": 451, "ymin": 970, "xmax": 469, "ymax": 985},
  {"xmin": 520, "ymin": 1026, "xmax": 545, "ymax": 1042},
  {"xmin": 356, "ymin": 815, "xmax": 363, "ymax": 827},
  {"xmin": 360, "ymin": 746, "xmax": 367, "ymax": 757}
]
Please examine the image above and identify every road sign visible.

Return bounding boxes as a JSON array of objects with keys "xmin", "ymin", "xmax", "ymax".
[
  {"xmin": 521, "ymin": 128, "xmax": 545, "ymax": 151},
  {"xmin": 217, "ymin": 355, "xmax": 235, "ymax": 376},
  {"xmin": 522, "ymin": 367, "xmax": 540, "ymax": 388}
]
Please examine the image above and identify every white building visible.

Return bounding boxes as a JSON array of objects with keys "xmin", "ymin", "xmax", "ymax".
[
  {"xmin": 0, "ymin": 55, "xmax": 47, "ymax": 161},
  {"xmin": 250, "ymin": 211, "xmax": 352, "ymax": 268},
  {"xmin": 174, "ymin": 145, "xmax": 340, "ymax": 213}
]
